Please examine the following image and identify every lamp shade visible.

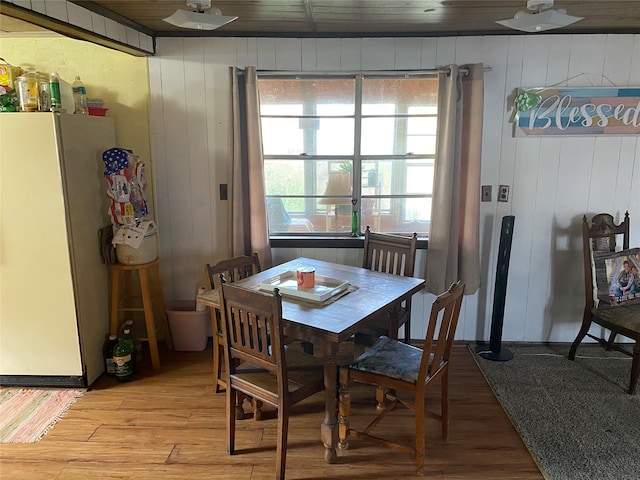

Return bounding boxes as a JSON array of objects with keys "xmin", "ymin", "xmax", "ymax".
[
  {"xmin": 318, "ymin": 172, "xmax": 352, "ymax": 205},
  {"xmin": 163, "ymin": 8, "xmax": 237, "ymax": 30}
]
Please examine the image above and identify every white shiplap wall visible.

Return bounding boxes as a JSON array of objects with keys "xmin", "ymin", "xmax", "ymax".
[{"xmin": 149, "ymin": 34, "xmax": 640, "ymax": 343}]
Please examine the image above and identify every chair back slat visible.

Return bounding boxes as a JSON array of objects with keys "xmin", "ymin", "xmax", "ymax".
[
  {"xmin": 205, "ymin": 253, "xmax": 261, "ymax": 290},
  {"xmin": 220, "ymin": 281, "xmax": 285, "ymax": 377},
  {"xmin": 363, "ymin": 227, "xmax": 417, "ymax": 278},
  {"xmin": 418, "ymin": 281, "xmax": 464, "ymax": 383}
]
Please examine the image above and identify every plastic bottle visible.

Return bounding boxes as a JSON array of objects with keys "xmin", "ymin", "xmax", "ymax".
[
  {"xmin": 72, "ymin": 76, "xmax": 88, "ymax": 115},
  {"xmin": 49, "ymin": 72, "xmax": 62, "ymax": 111},
  {"xmin": 37, "ymin": 74, "xmax": 51, "ymax": 112},
  {"xmin": 103, "ymin": 334, "xmax": 118, "ymax": 374},
  {"xmin": 113, "ymin": 328, "xmax": 135, "ymax": 382},
  {"xmin": 17, "ymin": 68, "xmax": 39, "ymax": 112}
]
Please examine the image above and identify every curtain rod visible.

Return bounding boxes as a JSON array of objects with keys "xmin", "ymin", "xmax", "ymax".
[{"xmin": 257, "ymin": 65, "xmax": 492, "ymax": 78}]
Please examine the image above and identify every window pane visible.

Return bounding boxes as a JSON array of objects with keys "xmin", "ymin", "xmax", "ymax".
[
  {"xmin": 361, "ymin": 197, "xmax": 431, "ymax": 235},
  {"xmin": 406, "ymin": 162, "xmax": 434, "ymax": 195},
  {"xmin": 266, "ymin": 197, "xmax": 316, "ymax": 234},
  {"xmin": 317, "ymin": 118, "xmax": 354, "ymax": 155},
  {"xmin": 361, "ymin": 159, "xmax": 432, "ymax": 196},
  {"xmin": 362, "ymin": 77, "xmax": 438, "ymax": 106},
  {"xmin": 406, "ymin": 135, "xmax": 436, "ymax": 155},
  {"xmin": 361, "ymin": 117, "xmax": 395, "ymax": 155},
  {"xmin": 262, "ymin": 118, "xmax": 303, "ymax": 155},
  {"xmin": 264, "ymin": 159, "xmax": 307, "ymax": 197},
  {"xmin": 407, "ymin": 115, "xmax": 437, "ymax": 135},
  {"xmin": 259, "ymin": 78, "xmax": 355, "ymax": 115}
]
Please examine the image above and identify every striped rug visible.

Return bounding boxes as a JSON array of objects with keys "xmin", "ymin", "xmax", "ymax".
[{"xmin": 0, "ymin": 388, "xmax": 84, "ymax": 443}]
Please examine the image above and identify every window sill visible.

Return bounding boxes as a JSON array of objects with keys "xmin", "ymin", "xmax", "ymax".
[{"xmin": 270, "ymin": 236, "xmax": 428, "ymax": 249}]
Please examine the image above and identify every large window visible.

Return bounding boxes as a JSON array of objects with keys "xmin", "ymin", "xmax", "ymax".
[{"xmin": 258, "ymin": 74, "xmax": 438, "ymax": 236}]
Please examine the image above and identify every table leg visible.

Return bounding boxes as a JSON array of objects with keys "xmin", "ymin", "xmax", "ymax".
[{"xmin": 320, "ymin": 342, "xmax": 339, "ymax": 464}]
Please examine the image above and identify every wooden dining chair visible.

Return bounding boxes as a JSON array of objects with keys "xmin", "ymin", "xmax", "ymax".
[
  {"xmin": 338, "ymin": 281, "xmax": 464, "ymax": 475},
  {"xmin": 205, "ymin": 253, "xmax": 262, "ymax": 394},
  {"xmin": 356, "ymin": 226, "xmax": 418, "ymax": 346},
  {"xmin": 219, "ymin": 280, "xmax": 325, "ymax": 480},
  {"xmin": 568, "ymin": 212, "xmax": 640, "ymax": 394}
]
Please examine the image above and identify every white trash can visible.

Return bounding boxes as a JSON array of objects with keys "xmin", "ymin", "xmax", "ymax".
[{"xmin": 166, "ymin": 300, "xmax": 209, "ymax": 351}]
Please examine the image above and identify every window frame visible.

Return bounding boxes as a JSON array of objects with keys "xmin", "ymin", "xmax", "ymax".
[{"xmin": 258, "ymin": 71, "xmax": 438, "ymax": 240}]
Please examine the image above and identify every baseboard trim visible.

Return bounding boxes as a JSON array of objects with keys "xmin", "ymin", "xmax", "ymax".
[{"xmin": 0, "ymin": 375, "xmax": 86, "ymax": 388}]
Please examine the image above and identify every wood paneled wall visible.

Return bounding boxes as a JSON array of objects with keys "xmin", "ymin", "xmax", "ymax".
[{"xmin": 149, "ymin": 34, "xmax": 640, "ymax": 343}]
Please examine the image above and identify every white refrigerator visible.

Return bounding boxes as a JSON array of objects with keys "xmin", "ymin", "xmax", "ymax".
[{"xmin": 1, "ymin": 112, "xmax": 116, "ymax": 387}]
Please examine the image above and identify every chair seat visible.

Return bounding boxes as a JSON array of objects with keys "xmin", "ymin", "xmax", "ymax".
[
  {"xmin": 348, "ymin": 336, "xmax": 434, "ymax": 384},
  {"xmin": 593, "ymin": 304, "xmax": 640, "ymax": 336},
  {"xmin": 233, "ymin": 349, "xmax": 324, "ymax": 402}
]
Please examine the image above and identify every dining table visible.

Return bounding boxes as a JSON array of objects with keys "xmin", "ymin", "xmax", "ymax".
[{"xmin": 197, "ymin": 256, "xmax": 425, "ymax": 463}]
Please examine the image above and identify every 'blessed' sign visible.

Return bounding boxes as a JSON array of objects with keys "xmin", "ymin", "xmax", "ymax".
[{"xmin": 515, "ymin": 87, "xmax": 640, "ymax": 136}]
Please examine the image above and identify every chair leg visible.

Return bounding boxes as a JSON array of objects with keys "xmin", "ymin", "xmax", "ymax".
[
  {"xmin": 338, "ymin": 367, "xmax": 350, "ymax": 450},
  {"xmin": 606, "ymin": 330, "xmax": 617, "ymax": 351},
  {"xmin": 568, "ymin": 308, "xmax": 592, "ymax": 360},
  {"xmin": 252, "ymin": 398, "xmax": 263, "ymax": 421},
  {"xmin": 415, "ymin": 392, "xmax": 425, "ymax": 475},
  {"xmin": 227, "ymin": 387, "xmax": 236, "ymax": 454},
  {"xmin": 630, "ymin": 342, "xmax": 639, "ymax": 395},
  {"xmin": 404, "ymin": 317, "xmax": 411, "ymax": 344},
  {"xmin": 275, "ymin": 404, "xmax": 289, "ymax": 480},
  {"xmin": 375, "ymin": 386, "xmax": 387, "ymax": 412},
  {"xmin": 212, "ymin": 321, "xmax": 224, "ymax": 393},
  {"xmin": 441, "ymin": 369, "xmax": 449, "ymax": 440},
  {"xmin": 235, "ymin": 392, "xmax": 246, "ymax": 419}
]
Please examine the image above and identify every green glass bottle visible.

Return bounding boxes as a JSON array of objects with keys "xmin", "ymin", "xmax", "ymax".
[
  {"xmin": 113, "ymin": 329, "xmax": 135, "ymax": 382},
  {"xmin": 351, "ymin": 211, "xmax": 359, "ymax": 236}
]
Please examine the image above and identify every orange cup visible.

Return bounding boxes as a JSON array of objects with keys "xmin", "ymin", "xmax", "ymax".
[{"xmin": 296, "ymin": 267, "xmax": 315, "ymax": 289}]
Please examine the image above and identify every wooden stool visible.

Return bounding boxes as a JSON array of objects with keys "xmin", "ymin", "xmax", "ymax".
[{"xmin": 109, "ymin": 258, "xmax": 173, "ymax": 369}]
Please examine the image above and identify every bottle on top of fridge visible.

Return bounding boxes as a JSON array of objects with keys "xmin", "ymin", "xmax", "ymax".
[
  {"xmin": 72, "ymin": 76, "xmax": 88, "ymax": 115},
  {"xmin": 17, "ymin": 68, "xmax": 39, "ymax": 112},
  {"xmin": 49, "ymin": 72, "xmax": 62, "ymax": 111}
]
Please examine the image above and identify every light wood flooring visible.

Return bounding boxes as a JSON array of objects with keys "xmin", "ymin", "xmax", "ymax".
[{"xmin": 0, "ymin": 342, "xmax": 543, "ymax": 479}]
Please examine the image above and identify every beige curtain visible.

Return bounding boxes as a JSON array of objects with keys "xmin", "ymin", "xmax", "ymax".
[
  {"xmin": 229, "ymin": 66, "xmax": 272, "ymax": 268},
  {"xmin": 425, "ymin": 63, "xmax": 483, "ymax": 295}
]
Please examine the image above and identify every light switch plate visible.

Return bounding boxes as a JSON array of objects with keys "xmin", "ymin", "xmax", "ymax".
[
  {"xmin": 498, "ymin": 185, "xmax": 510, "ymax": 202},
  {"xmin": 481, "ymin": 185, "xmax": 492, "ymax": 202}
]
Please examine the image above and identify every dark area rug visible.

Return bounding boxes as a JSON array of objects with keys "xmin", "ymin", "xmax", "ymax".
[{"xmin": 471, "ymin": 343, "xmax": 640, "ymax": 480}]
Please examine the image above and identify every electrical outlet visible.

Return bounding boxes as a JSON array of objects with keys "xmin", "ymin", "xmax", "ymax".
[
  {"xmin": 481, "ymin": 185, "xmax": 492, "ymax": 202},
  {"xmin": 498, "ymin": 185, "xmax": 510, "ymax": 202}
]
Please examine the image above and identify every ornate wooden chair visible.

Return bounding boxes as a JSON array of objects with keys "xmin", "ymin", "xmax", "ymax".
[
  {"xmin": 356, "ymin": 226, "xmax": 418, "ymax": 346},
  {"xmin": 569, "ymin": 212, "xmax": 640, "ymax": 394},
  {"xmin": 219, "ymin": 281, "xmax": 325, "ymax": 480},
  {"xmin": 337, "ymin": 281, "xmax": 464, "ymax": 474},
  {"xmin": 205, "ymin": 253, "xmax": 261, "ymax": 394}
]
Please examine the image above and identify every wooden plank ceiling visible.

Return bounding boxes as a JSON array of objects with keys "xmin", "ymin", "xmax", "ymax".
[{"xmin": 85, "ymin": 0, "xmax": 640, "ymax": 36}]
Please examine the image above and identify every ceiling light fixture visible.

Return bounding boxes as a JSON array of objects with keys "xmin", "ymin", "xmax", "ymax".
[
  {"xmin": 496, "ymin": 0, "xmax": 584, "ymax": 33},
  {"xmin": 163, "ymin": 0, "xmax": 237, "ymax": 30}
]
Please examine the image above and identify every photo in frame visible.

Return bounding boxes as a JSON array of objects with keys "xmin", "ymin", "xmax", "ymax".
[{"xmin": 594, "ymin": 248, "xmax": 640, "ymax": 307}]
